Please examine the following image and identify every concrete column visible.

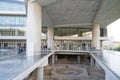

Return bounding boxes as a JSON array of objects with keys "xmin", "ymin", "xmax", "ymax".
[
  {"xmin": 95, "ymin": 61, "xmax": 99, "ymax": 68},
  {"xmin": 55, "ymin": 54, "xmax": 58, "ymax": 63},
  {"xmin": 83, "ymin": 55, "xmax": 86, "ymax": 65},
  {"xmin": 103, "ymin": 28, "xmax": 108, "ymax": 37},
  {"xmin": 92, "ymin": 23, "xmax": 100, "ymax": 50},
  {"xmin": 15, "ymin": 29, "xmax": 18, "ymax": 36},
  {"xmin": 26, "ymin": 1, "xmax": 42, "ymax": 56},
  {"xmin": 90, "ymin": 57, "xmax": 94, "ymax": 66},
  {"xmin": 29, "ymin": 70, "xmax": 37, "ymax": 80},
  {"xmin": 77, "ymin": 55, "xmax": 80, "ymax": 64},
  {"xmin": 1, "ymin": 42, "xmax": 3, "ymax": 48},
  {"xmin": 37, "ymin": 67, "xmax": 44, "ymax": 80},
  {"xmin": 47, "ymin": 27, "xmax": 54, "ymax": 50},
  {"xmin": 52, "ymin": 54, "xmax": 55, "ymax": 64}
]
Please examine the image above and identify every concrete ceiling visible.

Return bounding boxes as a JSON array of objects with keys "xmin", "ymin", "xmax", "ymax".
[
  {"xmin": 28, "ymin": 0, "xmax": 120, "ymax": 28},
  {"xmin": 94, "ymin": 0, "xmax": 120, "ymax": 28},
  {"xmin": 44, "ymin": 0, "xmax": 99, "ymax": 25}
]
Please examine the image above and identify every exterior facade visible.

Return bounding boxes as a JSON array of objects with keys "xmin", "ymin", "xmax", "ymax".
[
  {"xmin": 0, "ymin": 0, "xmax": 26, "ymax": 48},
  {"xmin": 0, "ymin": 0, "xmax": 26, "ymax": 27},
  {"xmin": 0, "ymin": 0, "xmax": 108, "ymax": 49}
]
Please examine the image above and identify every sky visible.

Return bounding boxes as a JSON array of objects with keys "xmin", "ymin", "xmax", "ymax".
[{"xmin": 107, "ymin": 18, "xmax": 120, "ymax": 42}]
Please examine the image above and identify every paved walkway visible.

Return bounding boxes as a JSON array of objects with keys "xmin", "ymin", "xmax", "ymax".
[
  {"xmin": 0, "ymin": 54, "xmax": 46, "ymax": 80},
  {"xmin": 0, "ymin": 50, "xmax": 120, "ymax": 80},
  {"xmin": 91, "ymin": 50, "xmax": 120, "ymax": 79}
]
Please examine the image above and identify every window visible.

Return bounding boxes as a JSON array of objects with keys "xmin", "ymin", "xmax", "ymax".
[
  {"xmin": 0, "ymin": 16, "xmax": 26, "ymax": 27},
  {"xmin": 0, "ymin": 1, "xmax": 25, "ymax": 11}
]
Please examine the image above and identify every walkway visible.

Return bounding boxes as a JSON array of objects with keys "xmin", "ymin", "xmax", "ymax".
[
  {"xmin": 91, "ymin": 50, "xmax": 120, "ymax": 80},
  {"xmin": 0, "ymin": 54, "xmax": 46, "ymax": 80},
  {"xmin": 0, "ymin": 50, "xmax": 120, "ymax": 80}
]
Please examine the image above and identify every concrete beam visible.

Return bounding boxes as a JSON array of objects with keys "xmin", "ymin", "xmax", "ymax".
[
  {"xmin": 54, "ymin": 23, "xmax": 92, "ymax": 27},
  {"xmin": 93, "ymin": 0, "xmax": 120, "ymax": 28},
  {"xmin": 29, "ymin": 0, "xmax": 57, "ymax": 6},
  {"xmin": 0, "ymin": 11, "xmax": 26, "ymax": 16},
  {"xmin": 93, "ymin": 0, "xmax": 104, "ymax": 23},
  {"xmin": 43, "ymin": 8, "xmax": 53, "ymax": 25}
]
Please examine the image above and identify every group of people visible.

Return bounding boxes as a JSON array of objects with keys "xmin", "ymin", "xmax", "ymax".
[{"xmin": 17, "ymin": 45, "xmax": 26, "ymax": 54}]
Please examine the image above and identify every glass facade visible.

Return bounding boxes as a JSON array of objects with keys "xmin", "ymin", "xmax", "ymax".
[
  {"xmin": 0, "ymin": 1, "xmax": 25, "ymax": 11},
  {"xmin": 54, "ymin": 28, "xmax": 91, "ymax": 36},
  {"xmin": 0, "ymin": 0, "xmax": 26, "ymax": 27},
  {"xmin": 0, "ymin": 29, "xmax": 25, "ymax": 36},
  {"xmin": 0, "ymin": 16, "xmax": 26, "ymax": 27}
]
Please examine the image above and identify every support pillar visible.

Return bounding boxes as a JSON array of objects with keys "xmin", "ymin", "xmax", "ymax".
[
  {"xmin": 29, "ymin": 70, "xmax": 37, "ymax": 80},
  {"xmin": 47, "ymin": 27, "xmax": 54, "ymax": 50},
  {"xmin": 95, "ymin": 61, "xmax": 99, "ymax": 68},
  {"xmin": 103, "ymin": 28, "xmax": 108, "ymax": 37},
  {"xmin": 52, "ymin": 54, "xmax": 55, "ymax": 64},
  {"xmin": 84, "ymin": 55, "xmax": 87, "ymax": 65},
  {"xmin": 92, "ymin": 23, "xmax": 100, "ymax": 50},
  {"xmin": 37, "ymin": 67, "xmax": 44, "ymax": 80},
  {"xmin": 55, "ymin": 54, "xmax": 58, "ymax": 63},
  {"xmin": 26, "ymin": 1, "xmax": 42, "ymax": 56},
  {"xmin": 15, "ymin": 29, "xmax": 18, "ymax": 36},
  {"xmin": 77, "ymin": 55, "xmax": 80, "ymax": 64},
  {"xmin": 90, "ymin": 57, "xmax": 94, "ymax": 66}
]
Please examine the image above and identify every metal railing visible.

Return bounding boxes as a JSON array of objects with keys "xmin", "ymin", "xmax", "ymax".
[{"xmin": 0, "ymin": 47, "xmax": 102, "ymax": 61}]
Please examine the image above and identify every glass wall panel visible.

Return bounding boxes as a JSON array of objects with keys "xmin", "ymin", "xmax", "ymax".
[
  {"xmin": 0, "ymin": 16, "xmax": 26, "ymax": 27},
  {"xmin": 54, "ymin": 28, "xmax": 91, "ymax": 37},
  {"xmin": 0, "ymin": 1, "xmax": 25, "ymax": 11}
]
